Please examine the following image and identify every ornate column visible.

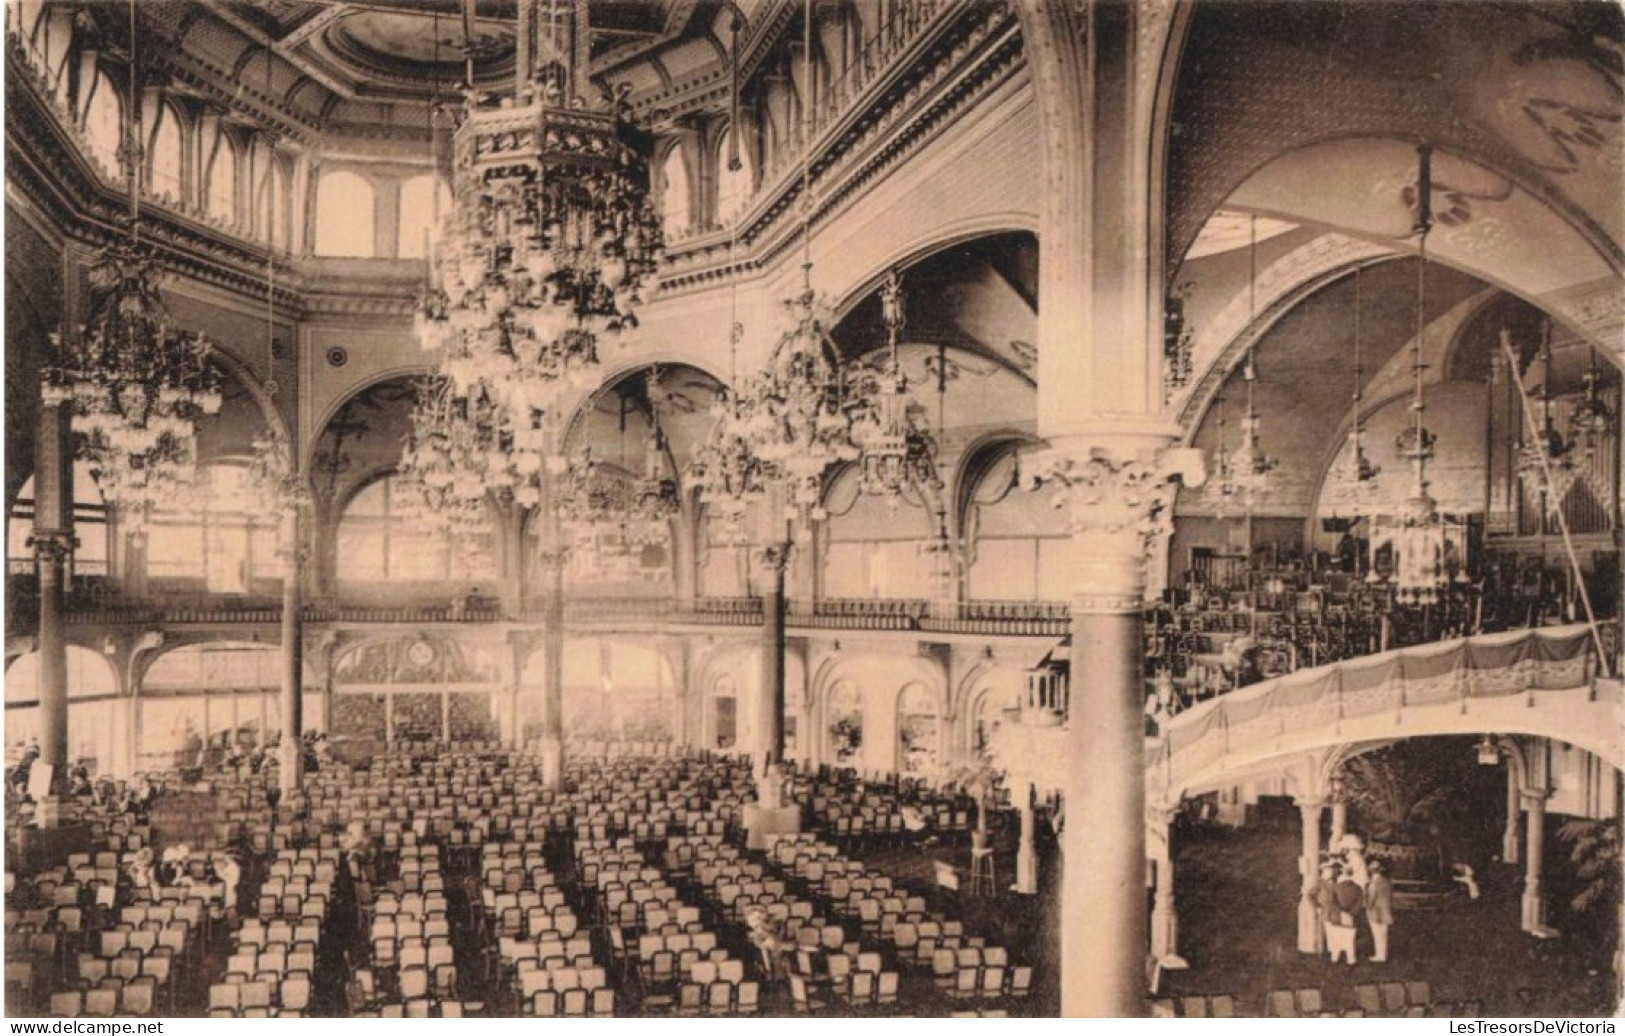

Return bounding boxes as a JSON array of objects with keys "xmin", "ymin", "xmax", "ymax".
[
  {"xmin": 1297, "ymin": 797, "xmax": 1326, "ymax": 954},
  {"xmin": 1329, "ymin": 777, "xmax": 1348, "ymax": 847},
  {"xmin": 1147, "ymin": 803, "xmax": 1187, "ymax": 968},
  {"xmin": 32, "ymin": 393, "xmax": 74, "ymax": 817},
  {"xmin": 1027, "ymin": 439, "xmax": 1202, "ymax": 1016},
  {"xmin": 536, "ymin": 459, "xmax": 568, "ymax": 785},
  {"xmin": 744, "ymin": 541, "xmax": 800, "ymax": 848},
  {"xmin": 1521, "ymin": 788, "xmax": 1559, "ymax": 938},
  {"xmin": 277, "ymin": 499, "xmax": 305, "ymax": 794},
  {"xmin": 755, "ymin": 542, "xmax": 790, "ymax": 777}
]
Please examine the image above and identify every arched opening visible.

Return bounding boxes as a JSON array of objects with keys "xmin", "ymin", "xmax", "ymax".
[
  {"xmin": 5, "ymin": 647, "xmax": 123, "ymax": 775},
  {"xmin": 149, "ymin": 104, "xmax": 184, "ymax": 203},
  {"xmin": 826, "ymin": 679, "xmax": 862, "ymax": 766},
  {"xmin": 144, "ymin": 463, "xmax": 281, "ymax": 593},
  {"xmin": 896, "ymin": 682, "xmax": 939, "ymax": 774},
  {"xmin": 207, "ymin": 133, "xmax": 238, "ymax": 225},
  {"xmin": 81, "ymin": 69, "xmax": 122, "ymax": 174},
  {"xmin": 659, "ymin": 144, "xmax": 692, "ymax": 241},
  {"xmin": 7, "ymin": 463, "xmax": 109, "ymax": 579},
  {"xmin": 314, "ymin": 169, "xmax": 377, "ymax": 257},
  {"xmin": 716, "ymin": 126, "xmax": 753, "ymax": 226},
  {"xmin": 555, "ymin": 637, "xmax": 676, "ymax": 746}
]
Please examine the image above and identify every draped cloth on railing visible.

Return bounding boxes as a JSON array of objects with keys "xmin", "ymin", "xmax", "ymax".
[{"xmin": 1147, "ymin": 624, "xmax": 1602, "ymax": 791}]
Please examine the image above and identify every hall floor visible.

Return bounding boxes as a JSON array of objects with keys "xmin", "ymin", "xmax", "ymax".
[{"xmin": 1160, "ymin": 823, "xmax": 1621, "ymax": 1017}]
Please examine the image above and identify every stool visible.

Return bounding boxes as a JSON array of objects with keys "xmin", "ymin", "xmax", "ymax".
[{"xmin": 968, "ymin": 848, "xmax": 995, "ymax": 897}]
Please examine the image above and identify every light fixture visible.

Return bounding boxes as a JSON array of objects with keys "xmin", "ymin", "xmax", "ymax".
[
  {"xmin": 40, "ymin": 0, "xmax": 221, "ymax": 535},
  {"xmin": 1388, "ymin": 143, "xmax": 1451, "ymax": 606},
  {"xmin": 1204, "ymin": 391, "xmax": 1240, "ymax": 514},
  {"xmin": 695, "ymin": 0, "xmax": 865, "ymax": 535},
  {"xmin": 408, "ymin": 0, "xmax": 664, "ymax": 515},
  {"xmin": 1227, "ymin": 216, "xmax": 1279, "ymax": 502},
  {"xmin": 1324, "ymin": 266, "xmax": 1381, "ymax": 514},
  {"xmin": 852, "ymin": 269, "xmax": 941, "ymax": 506},
  {"xmin": 1476, "ymin": 735, "xmax": 1501, "ymax": 766}
]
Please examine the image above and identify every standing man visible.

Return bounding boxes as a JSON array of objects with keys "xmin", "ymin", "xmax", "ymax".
[
  {"xmin": 1313, "ymin": 862, "xmax": 1339, "ymax": 959},
  {"xmin": 1331, "ymin": 863, "xmax": 1364, "ymax": 965},
  {"xmin": 1366, "ymin": 859, "xmax": 1394, "ymax": 963}
]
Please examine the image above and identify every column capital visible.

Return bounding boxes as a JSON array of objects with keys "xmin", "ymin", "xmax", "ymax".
[
  {"xmin": 1024, "ymin": 436, "xmax": 1205, "ymax": 611},
  {"xmin": 1296, "ymin": 797, "xmax": 1327, "ymax": 814},
  {"xmin": 1520, "ymin": 788, "xmax": 1551, "ymax": 810},
  {"xmin": 29, "ymin": 531, "xmax": 75, "ymax": 565}
]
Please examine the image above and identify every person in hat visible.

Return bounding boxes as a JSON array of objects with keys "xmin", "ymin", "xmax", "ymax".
[{"xmin": 1365, "ymin": 858, "xmax": 1394, "ymax": 963}]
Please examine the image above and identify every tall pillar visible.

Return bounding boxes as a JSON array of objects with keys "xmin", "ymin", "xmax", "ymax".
[
  {"xmin": 277, "ymin": 502, "xmax": 304, "ymax": 794},
  {"xmin": 1329, "ymin": 798, "xmax": 1348, "ymax": 848},
  {"xmin": 1148, "ymin": 807, "xmax": 1186, "ymax": 968},
  {"xmin": 1297, "ymin": 798, "xmax": 1326, "ymax": 954},
  {"xmin": 1015, "ymin": 781, "xmax": 1039, "ymax": 895},
  {"xmin": 1503, "ymin": 761, "xmax": 1521, "ymax": 866},
  {"xmin": 32, "ymin": 396, "xmax": 74, "ymax": 816},
  {"xmin": 1521, "ymin": 789, "xmax": 1558, "ymax": 937},
  {"xmin": 1028, "ymin": 441, "xmax": 1201, "ymax": 1017},
  {"xmin": 756, "ymin": 543, "xmax": 789, "ymax": 778},
  {"xmin": 537, "ymin": 461, "xmax": 567, "ymax": 785}
]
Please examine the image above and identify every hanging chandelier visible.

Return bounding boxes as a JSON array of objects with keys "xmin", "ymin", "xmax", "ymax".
[
  {"xmin": 1323, "ymin": 266, "xmax": 1381, "ymax": 515},
  {"xmin": 1569, "ymin": 347, "xmax": 1614, "ymax": 459},
  {"xmin": 851, "ymin": 269, "xmax": 942, "ymax": 506},
  {"xmin": 40, "ymin": 1, "xmax": 220, "ymax": 535},
  {"xmin": 558, "ymin": 373, "xmax": 681, "ymax": 560},
  {"xmin": 411, "ymin": 0, "xmax": 663, "ymax": 498},
  {"xmin": 1228, "ymin": 215, "xmax": 1279, "ymax": 502},
  {"xmin": 732, "ymin": 275, "xmax": 867, "ymax": 528},
  {"xmin": 1388, "ymin": 144, "xmax": 1451, "ymax": 605}
]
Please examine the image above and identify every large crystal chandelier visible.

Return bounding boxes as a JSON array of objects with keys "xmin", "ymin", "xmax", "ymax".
[
  {"xmin": 734, "ymin": 273, "xmax": 866, "ymax": 528},
  {"xmin": 1514, "ymin": 320, "xmax": 1584, "ymax": 508},
  {"xmin": 41, "ymin": 2, "xmax": 220, "ymax": 535},
  {"xmin": 410, "ymin": 0, "xmax": 663, "ymax": 510},
  {"xmin": 1323, "ymin": 266, "xmax": 1381, "ymax": 515},
  {"xmin": 852, "ymin": 270, "xmax": 941, "ymax": 505},
  {"xmin": 559, "ymin": 374, "xmax": 680, "ymax": 562}
]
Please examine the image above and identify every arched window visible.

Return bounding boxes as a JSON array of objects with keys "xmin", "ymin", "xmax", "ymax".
[
  {"xmin": 140, "ymin": 642, "xmax": 286, "ymax": 767},
  {"xmin": 149, "ymin": 105, "xmax": 183, "ymax": 203},
  {"xmin": 716, "ymin": 127, "xmax": 753, "ymax": 226},
  {"xmin": 314, "ymin": 169, "xmax": 377, "ymax": 257},
  {"xmin": 398, "ymin": 175, "xmax": 450, "ymax": 260},
  {"xmin": 82, "ymin": 70, "xmax": 123, "ymax": 174},
  {"xmin": 145, "ymin": 464, "xmax": 280, "ymax": 591},
  {"xmin": 6, "ymin": 647, "xmax": 123, "ymax": 774},
  {"xmin": 7, "ymin": 463, "xmax": 109, "ymax": 577},
  {"xmin": 558, "ymin": 637, "xmax": 675, "ymax": 743},
  {"xmin": 659, "ymin": 144, "xmax": 691, "ymax": 240},
  {"xmin": 334, "ymin": 475, "xmax": 496, "ymax": 584},
  {"xmin": 207, "ymin": 134, "xmax": 238, "ymax": 224},
  {"xmin": 897, "ymin": 682, "xmax": 939, "ymax": 774}
]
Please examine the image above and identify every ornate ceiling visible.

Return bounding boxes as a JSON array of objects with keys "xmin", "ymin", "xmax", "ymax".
[{"xmin": 122, "ymin": 0, "xmax": 727, "ymax": 134}]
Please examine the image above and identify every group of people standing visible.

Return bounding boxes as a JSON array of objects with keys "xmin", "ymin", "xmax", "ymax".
[{"xmin": 1311, "ymin": 837, "xmax": 1395, "ymax": 966}]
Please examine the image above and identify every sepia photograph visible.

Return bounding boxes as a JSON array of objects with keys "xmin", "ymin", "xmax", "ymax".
[{"xmin": 2, "ymin": 0, "xmax": 1621, "ymax": 1021}]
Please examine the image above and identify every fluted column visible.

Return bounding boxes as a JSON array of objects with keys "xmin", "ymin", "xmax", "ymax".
[
  {"xmin": 1027, "ymin": 439, "xmax": 1202, "ymax": 1017},
  {"xmin": 1298, "ymin": 798, "xmax": 1326, "ymax": 954}
]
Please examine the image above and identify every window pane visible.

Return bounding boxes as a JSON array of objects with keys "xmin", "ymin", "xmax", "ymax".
[
  {"xmin": 660, "ymin": 146, "xmax": 690, "ymax": 240},
  {"xmin": 314, "ymin": 170, "xmax": 376, "ymax": 257},
  {"xmin": 208, "ymin": 137, "xmax": 237, "ymax": 224},
  {"xmin": 150, "ymin": 108, "xmax": 183, "ymax": 203},
  {"xmin": 83, "ymin": 72, "xmax": 122, "ymax": 174},
  {"xmin": 399, "ymin": 175, "xmax": 450, "ymax": 259}
]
